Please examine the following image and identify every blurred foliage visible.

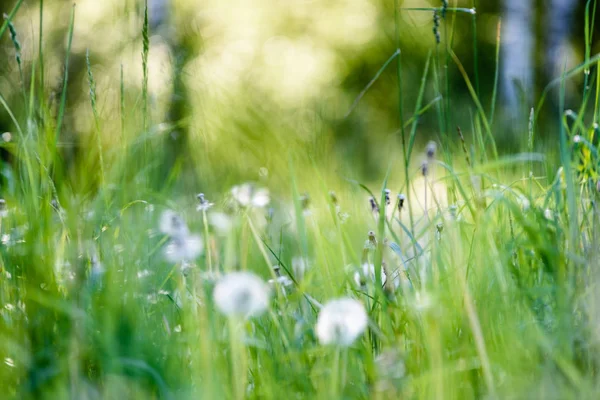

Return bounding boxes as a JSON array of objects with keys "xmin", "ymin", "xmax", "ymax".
[{"xmin": 0, "ymin": 0, "xmax": 598, "ymax": 189}]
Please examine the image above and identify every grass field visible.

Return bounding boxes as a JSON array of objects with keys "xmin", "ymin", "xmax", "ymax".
[{"xmin": 1, "ymin": 1, "xmax": 600, "ymax": 399}]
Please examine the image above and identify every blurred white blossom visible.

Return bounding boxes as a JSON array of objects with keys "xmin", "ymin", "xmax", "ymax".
[
  {"xmin": 209, "ymin": 212, "xmax": 234, "ymax": 235},
  {"xmin": 353, "ymin": 262, "xmax": 386, "ymax": 288},
  {"xmin": 159, "ymin": 210, "xmax": 204, "ymax": 263},
  {"xmin": 292, "ymin": 257, "xmax": 309, "ymax": 280},
  {"xmin": 164, "ymin": 234, "xmax": 203, "ymax": 263},
  {"xmin": 316, "ymin": 298, "xmax": 368, "ymax": 346},
  {"xmin": 268, "ymin": 275, "xmax": 294, "ymax": 288},
  {"xmin": 231, "ymin": 183, "xmax": 270, "ymax": 208},
  {"xmin": 213, "ymin": 271, "xmax": 270, "ymax": 318},
  {"xmin": 196, "ymin": 193, "xmax": 214, "ymax": 212},
  {"xmin": 159, "ymin": 210, "xmax": 190, "ymax": 238}
]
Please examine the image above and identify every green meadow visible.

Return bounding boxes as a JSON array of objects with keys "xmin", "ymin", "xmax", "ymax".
[{"xmin": 1, "ymin": 0, "xmax": 600, "ymax": 398}]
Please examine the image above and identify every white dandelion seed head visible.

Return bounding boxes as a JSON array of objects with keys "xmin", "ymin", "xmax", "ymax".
[
  {"xmin": 353, "ymin": 262, "xmax": 386, "ymax": 287},
  {"xmin": 164, "ymin": 234, "xmax": 203, "ymax": 263},
  {"xmin": 137, "ymin": 269, "xmax": 153, "ymax": 279},
  {"xmin": 573, "ymin": 135, "xmax": 582, "ymax": 144},
  {"xmin": 213, "ymin": 272, "xmax": 271, "ymax": 318},
  {"xmin": 196, "ymin": 193, "xmax": 214, "ymax": 212},
  {"xmin": 268, "ymin": 275, "xmax": 294, "ymax": 288},
  {"xmin": 252, "ymin": 188, "xmax": 270, "ymax": 207},
  {"xmin": 426, "ymin": 140, "xmax": 437, "ymax": 159},
  {"xmin": 315, "ymin": 298, "xmax": 368, "ymax": 346},
  {"xmin": 159, "ymin": 210, "xmax": 189, "ymax": 238},
  {"xmin": 231, "ymin": 184, "xmax": 253, "ymax": 207},
  {"xmin": 231, "ymin": 183, "xmax": 270, "ymax": 208},
  {"xmin": 209, "ymin": 212, "xmax": 233, "ymax": 235},
  {"xmin": 292, "ymin": 257, "xmax": 309, "ymax": 280}
]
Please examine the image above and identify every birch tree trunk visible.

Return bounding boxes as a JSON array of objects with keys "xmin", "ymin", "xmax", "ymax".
[
  {"xmin": 501, "ymin": 0, "xmax": 534, "ymax": 120},
  {"xmin": 545, "ymin": 0, "xmax": 577, "ymax": 80}
]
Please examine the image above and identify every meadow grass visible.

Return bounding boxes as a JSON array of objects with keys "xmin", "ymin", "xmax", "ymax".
[{"xmin": 1, "ymin": 2, "xmax": 600, "ymax": 399}]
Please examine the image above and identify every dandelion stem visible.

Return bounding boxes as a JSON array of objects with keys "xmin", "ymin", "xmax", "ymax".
[
  {"xmin": 246, "ymin": 215, "xmax": 278, "ymax": 281},
  {"xmin": 228, "ymin": 318, "xmax": 247, "ymax": 400},
  {"xmin": 202, "ymin": 209, "xmax": 212, "ymax": 272},
  {"xmin": 330, "ymin": 347, "xmax": 341, "ymax": 398}
]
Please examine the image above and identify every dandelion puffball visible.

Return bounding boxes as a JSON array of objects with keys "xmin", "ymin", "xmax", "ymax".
[
  {"xmin": 353, "ymin": 262, "xmax": 386, "ymax": 287},
  {"xmin": 231, "ymin": 183, "xmax": 270, "ymax": 208},
  {"xmin": 164, "ymin": 234, "xmax": 203, "ymax": 263},
  {"xmin": 316, "ymin": 298, "xmax": 368, "ymax": 346},
  {"xmin": 213, "ymin": 272, "xmax": 271, "ymax": 318},
  {"xmin": 159, "ymin": 210, "xmax": 189, "ymax": 238}
]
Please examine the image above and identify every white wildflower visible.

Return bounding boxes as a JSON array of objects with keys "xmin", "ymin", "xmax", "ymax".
[
  {"xmin": 137, "ymin": 269, "xmax": 153, "ymax": 279},
  {"xmin": 315, "ymin": 298, "xmax": 368, "ymax": 346},
  {"xmin": 425, "ymin": 140, "xmax": 437, "ymax": 160},
  {"xmin": 231, "ymin": 183, "xmax": 270, "ymax": 208},
  {"xmin": 209, "ymin": 212, "xmax": 233, "ymax": 235},
  {"xmin": 0, "ymin": 199, "xmax": 7, "ymax": 218},
  {"xmin": 159, "ymin": 210, "xmax": 204, "ymax": 263},
  {"xmin": 4, "ymin": 358, "xmax": 14, "ymax": 367},
  {"xmin": 292, "ymin": 257, "xmax": 309, "ymax": 280},
  {"xmin": 213, "ymin": 271, "xmax": 270, "ymax": 318},
  {"xmin": 159, "ymin": 210, "xmax": 189, "ymax": 238},
  {"xmin": 164, "ymin": 234, "xmax": 203, "ymax": 263},
  {"xmin": 544, "ymin": 208, "xmax": 553, "ymax": 220},
  {"xmin": 268, "ymin": 275, "xmax": 294, "ymax": 288},
  {"xmin": 196, "ymin": 193, "xmax": 214, "ymax": 212},
  {"xmin": 353, "ymin": 262, "xmax": 387, "ymax": 287}
]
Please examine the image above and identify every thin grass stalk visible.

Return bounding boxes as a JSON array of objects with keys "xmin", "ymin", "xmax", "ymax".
[
  {"xmin": 490, "ymin": 20, "xmax": 501, "ymax": 126},
  {"xmin": 141, "ymin": 0, "xmax": 150, "ymax": 176},
  {"xmin": 4, "ymin": 16, "xmax": 26, "ymax": 108},
  {"xmin": 470, "ymin": 3, "xmax": 479, "ymax": 97},
  {"xmin": 54, "ymin": 5, "xmax": 75, "ymax": 145},
  {"xmin": 558, "ymin": 67, "xmax": 577, "ymax": 359},
  {"xmin": 0, "ymin": 0, "xmax": 24, "ymax": 40},
  {"xmin": 120, "ymin": 64, "xmax": 126, "ymax": 147},
  {"xmin": 38, "ymin": 0, "xmax": 44, "ymax": 97},
  {"xmin": 86, "ymin": 49, "xmax": 106, "ymax": 190}
]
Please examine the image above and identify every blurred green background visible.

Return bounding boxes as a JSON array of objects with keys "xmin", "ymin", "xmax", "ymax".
[{"xmin": 0, "ymin": 0, "xmax": 598, "ymax": 191}]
